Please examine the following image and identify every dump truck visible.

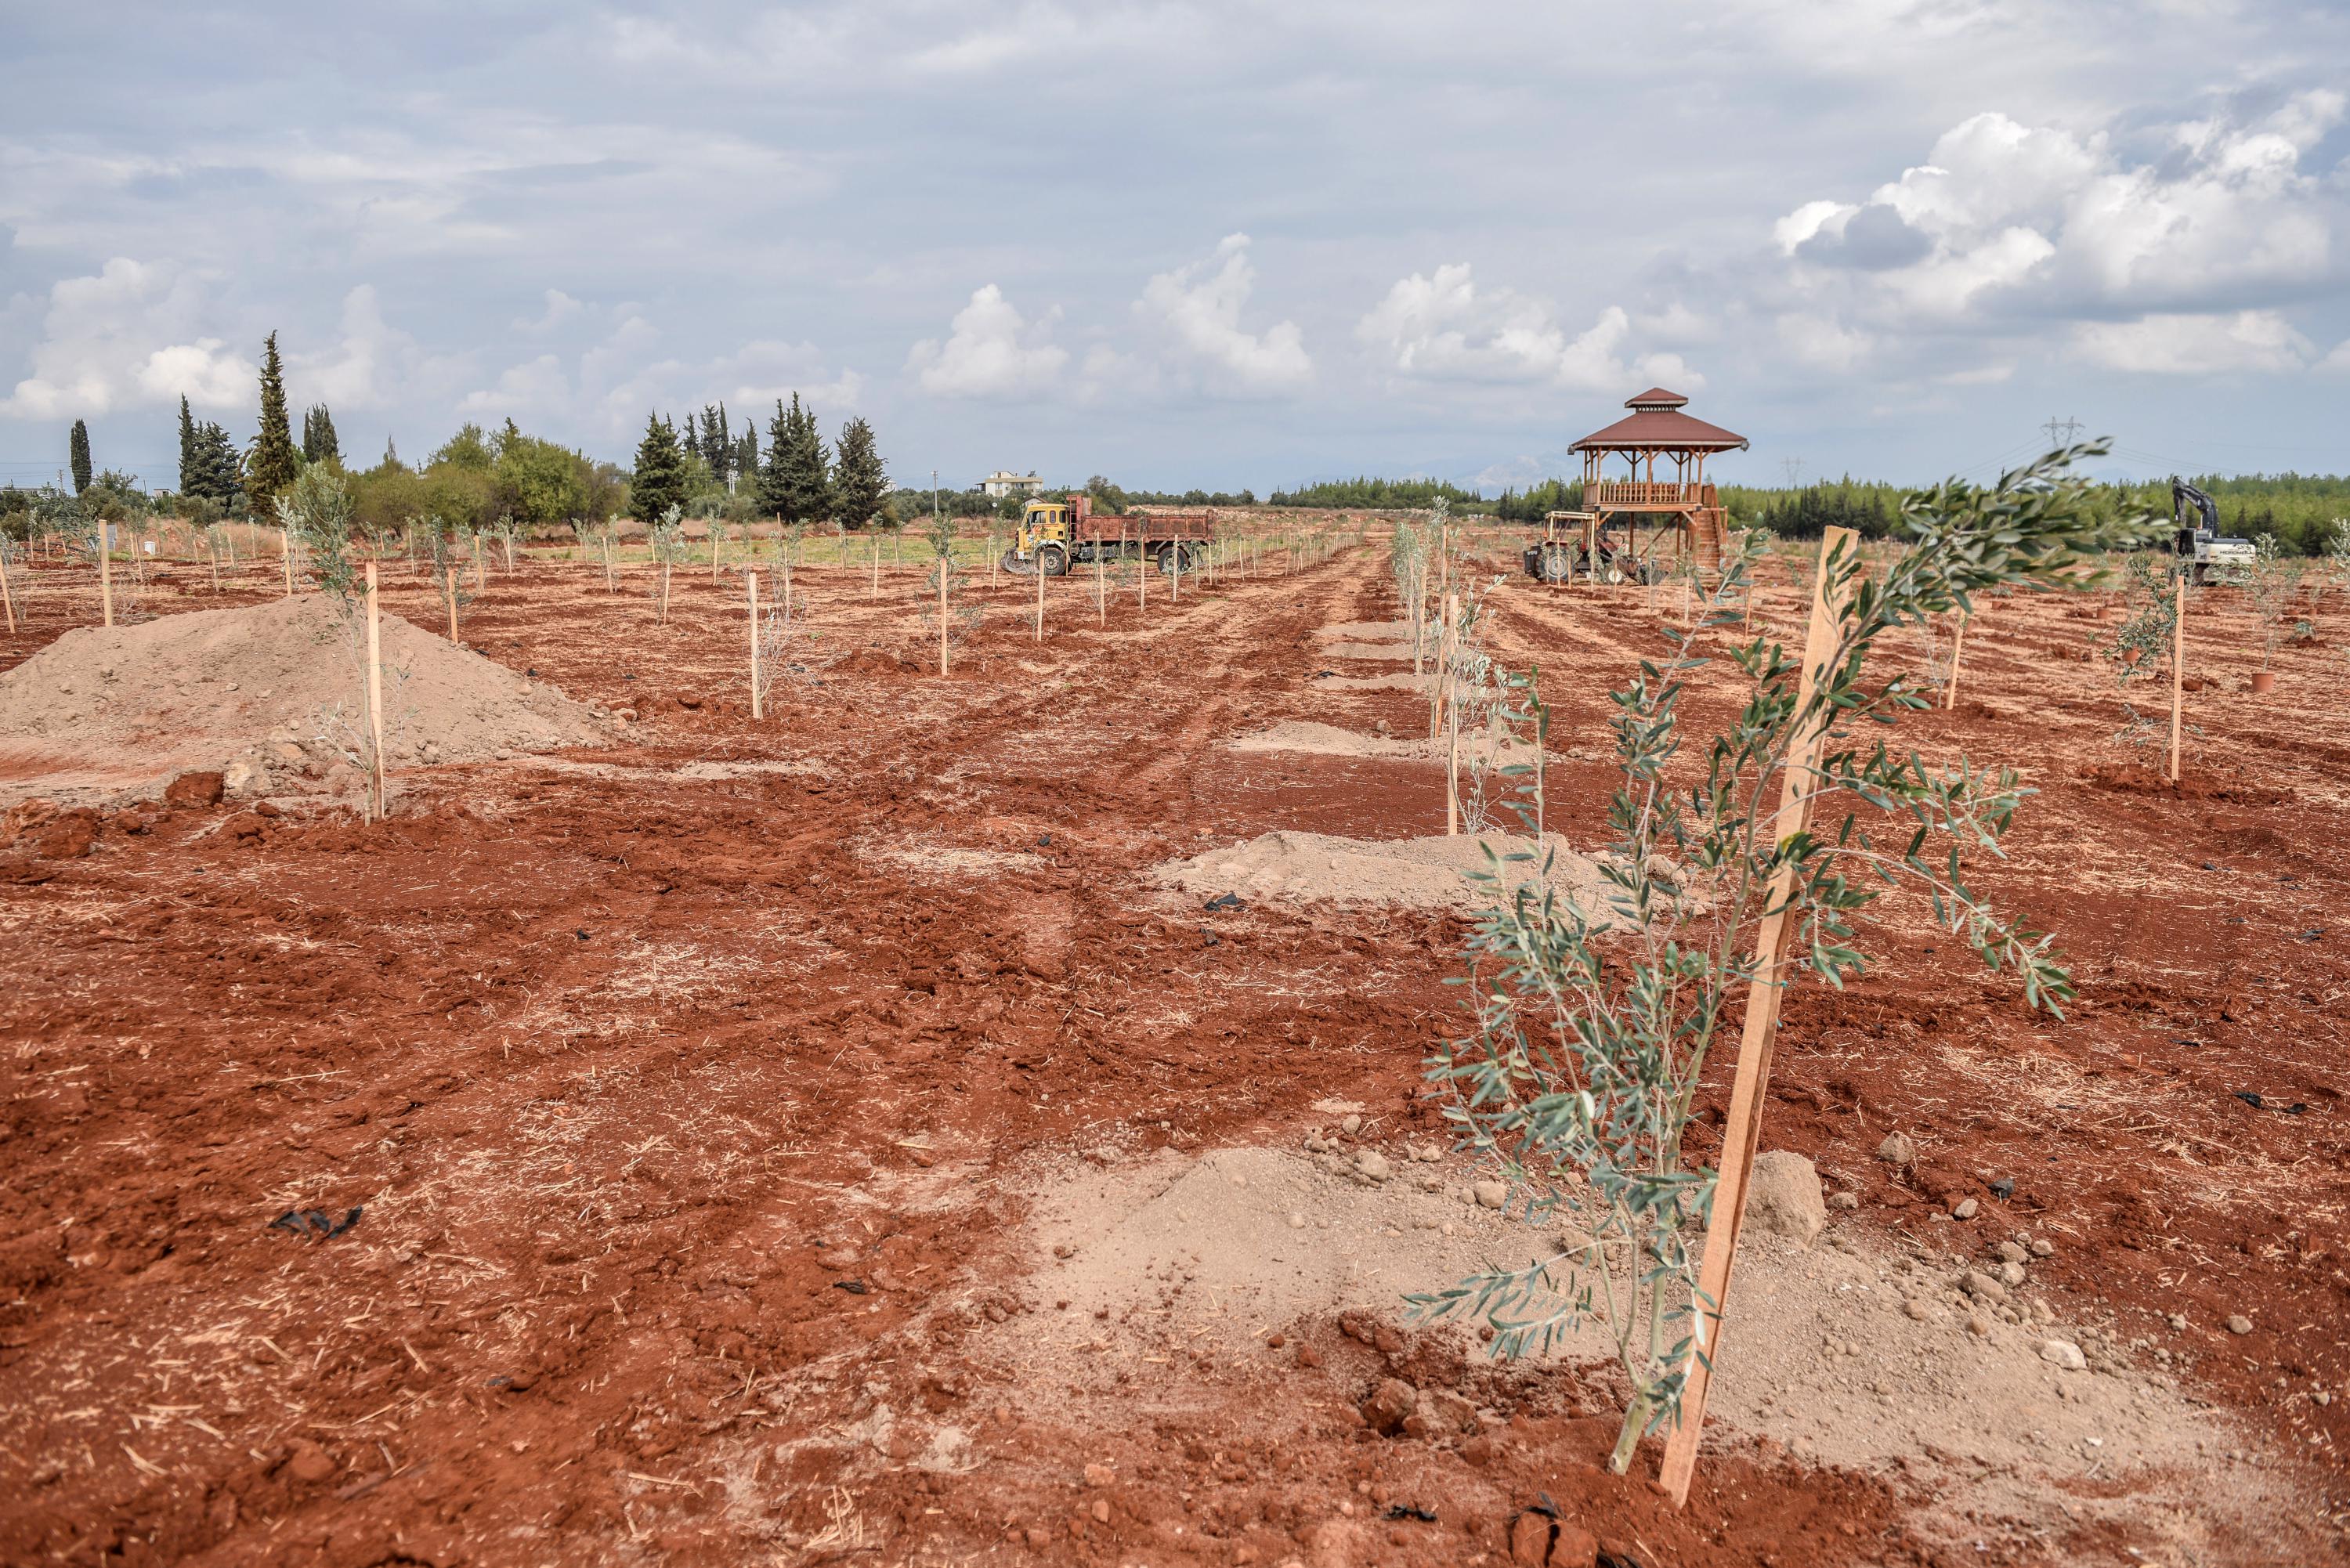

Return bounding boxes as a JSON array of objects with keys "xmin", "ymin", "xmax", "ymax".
[{"xmin": 1000, "ymin": 493, "xmax": 1215, "ymax": 576}]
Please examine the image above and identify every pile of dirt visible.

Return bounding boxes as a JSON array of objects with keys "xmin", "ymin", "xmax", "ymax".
[
  {"xmin": 1309, "ymin": 670, "xmax": 1432, "ymax": 692},
  {"xmin": 1228, "ymin": 720, "xmax": 1542, "ymax": 767},
  {"xmin": 995, "ymin": 1143, "xmax": 2276, "ymax": 1557},
  {"xmin": 0, "ymin": 594, "xmax": 606, "ymax": 804},
  {"xmin": 1318, "ymin": 641, "xmax": 1412, "ymax": 662},
  {"xmin": 1313, "ymin": 620, "xmax": 1410, "ymax": 641},
  {"xmin": 1161, "ymin": 828, "xmax": 1614, "ymax": 917}
]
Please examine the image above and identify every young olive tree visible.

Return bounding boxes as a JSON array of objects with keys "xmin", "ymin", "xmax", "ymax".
[{"xmin": 1411, "ymin": 445, "xmax": 2145, "ymax": 1473}]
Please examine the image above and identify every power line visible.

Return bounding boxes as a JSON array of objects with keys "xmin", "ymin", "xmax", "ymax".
[{"xmin": 2041, "ymin": 415, "xmax": 2084, "ymax": 448}]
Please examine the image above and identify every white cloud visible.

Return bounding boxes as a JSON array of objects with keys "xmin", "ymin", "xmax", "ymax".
[
  {"xmin": 457, "ymin": 353, "xmax": 569, "ymax": 414},
  {"xmin": 907, "ymin": 284, "xmax": 1068, "ymax": 399},
  {"xmin": 1136, "ymin": 235, "xmax": 1311, "ymax": 396},
  {"xmin": 291, "ymin": 285, "xmax": 460, "ymax": 410},
  {"xmin": 1775, "ymin": 313, "xmax": 1874, "ymax": 374},
  {"xmin": 706, "ymin": 339, "xmax": 864, "ymax": 414},
  {"xmin": 2070, "ymin": 310, "xmax": 2316, "ymax": 375},
  {"xmin": 0, "ymin": 257, "xmax": 250, "ymax": 419},
  {"xmin": 1356, "ymin": 263, "xmax": 1699, "ymax": 391},
  {"xmin": 1777, "ymin": 92, "xmax": 2347, "ymax": 337},
  {"xmin": 514, "ymin": 289, "xmax": 584, "ymax": 334}
]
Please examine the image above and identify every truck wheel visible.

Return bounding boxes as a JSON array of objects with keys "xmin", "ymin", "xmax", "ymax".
[
  {"xmin": 1538, "ymin": 543, "xmax": 1576, "ymax": 583},
  {"xmin": 1038, "ymin": 545, "xmax": 1068, "ymax": 577}
]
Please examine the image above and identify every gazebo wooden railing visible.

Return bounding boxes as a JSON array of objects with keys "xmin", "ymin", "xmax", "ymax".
[{"xmin": 1585, "ymin": 480, "xmax": 1711, "ymax": 508}]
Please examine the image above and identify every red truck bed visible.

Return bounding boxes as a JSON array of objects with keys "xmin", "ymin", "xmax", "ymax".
[{"xmin": 1065, "ymin": 496, "xmax": 1215, "ymax": 542}]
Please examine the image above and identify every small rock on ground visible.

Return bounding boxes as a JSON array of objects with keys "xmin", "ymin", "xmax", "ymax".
[{"xmin": 1745, "ymin": 1150, "xmax": 1827, "ymax": 1245}]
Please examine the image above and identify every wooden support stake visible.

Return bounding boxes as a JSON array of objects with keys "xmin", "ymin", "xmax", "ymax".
[
  {"xmin": 207, "ymin": 532, "xmax": 220, "ymax": 594},
  {"xmin": 0, "ymin": 544, "xmax": 16, "ymax": 631},
  {"xmin": 1444, "ymin": 591, "xmax": 1460, "ymax": 836},
  {"xmin": 1658, "ymin": 525, "xmax": 1857, "ymax": 1507},
  {"xmin": 1034, "ymin": 551, "xmax": 1045, "ymax": 641},
  {"xmin": 871, "ymin": 534, "xmax": 880, "ymax": 599},
  {"xmin": 282, "ymin": 528, "xmax": 294, "ymax": 596},
  {"xmin": 445, "ymin": 564, "xmax": 459, "ymax": 642},
  {"xmin": 2167, "ymin": 571, "xmax": 2186, "ymax": 784},
  {"xmin": 364, "ymin": 563, "xmax": 385, "ymax": 820},
  {"xmin": 938, "ymin": 559, "xmax": 949, "ymax": 677},
  {"xmin": 99, "ymin": 524, "xmax": 115, "ymax": 627},
  {"xmin": 747, "ymin": 571, "xmax": 763, "ymax": 721},
  {"xmin": 1096, "ymin": 551, "xmax": 1105, "ymax": 627},
  {"xmin": 1944, "ymin": 612, "xmax": 1968, "ymax": 710}
]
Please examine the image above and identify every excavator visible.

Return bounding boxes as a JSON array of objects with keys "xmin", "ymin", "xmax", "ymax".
[{"xmin": 2171, "ymin": 478, "xmax": 2255, "ymax": 585}]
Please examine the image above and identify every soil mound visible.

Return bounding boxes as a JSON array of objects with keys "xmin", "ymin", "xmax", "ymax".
[
  {"xmin": 997, "ymin": 1144, "xmax": 2262, "ymax": 1555},
  {"xmin": 1313, "ymin": 620, "xmax": 1410, "ymax": 641},
  {"xmin": 0, "ymin": 594, "xmax": 606, "ymax": 804},
  {"xmin": 1228, "ymin": 721, "xmax": 1542, "ymax": 767},
  {"xmin": 1318, "ymin": 641, "xmax": 1412, "ymax": 662},
  {"xmin": 1309, "ymin": 671, "xmax": 1433, "ymax": 692},
  {"xmin": 1161, "ymin": 829, "xmax": 1613, "ymax": 918}
]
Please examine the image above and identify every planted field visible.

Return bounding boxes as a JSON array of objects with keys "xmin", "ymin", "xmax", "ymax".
[{"xmin": 0, "ymin": 522, "xmax": 2344, "ymax": 1567}]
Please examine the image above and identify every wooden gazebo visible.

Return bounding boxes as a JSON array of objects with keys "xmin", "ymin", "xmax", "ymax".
[{"xmin": 1562, "ymin": 388, "xmax": 1745, "ymax": 573}]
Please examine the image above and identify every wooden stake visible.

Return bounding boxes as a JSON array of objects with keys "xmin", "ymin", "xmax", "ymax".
[
  {"xmin": 748, "ymin": 571, "xmax": 763, "ymax": 721},
  {"xmin": 1097, "ymin": 551, "xmax": 1105, "ymax": 627},
  {"xmin": 446, "ymin": 564, "xmax": 459, "ymax": 641},
  {"xmin": 1944, "ymin": 612, "xmax": 1969, "ymax": 710},
  {"xmin": 364, "ymin": 562, "xmax": 385, "ymax": 820},
  {"xmin": 99, "ymin": 523, "xmax": 115, "ymax": 627},
  {"xmin": 871, "ymin": 533, "xmax": 880, "ymax": 599},
  {"xmin": 0, "ymin": 544, "xmax": 16, "ymax": 632},
  {"xmin": 207, "ymin": 531, "xmax": 220, "ymax": 594},
  {"xmin": 1444, "ymin": 592, "xmax": 1460, "ymax": 836},
  {"xmin": 281, "ymin": 527, "xmax": 294, "ymax": 596},
  {"xmin": 2167, "ymin": 571, "xmax": 2186, "ymax": 784},
  {"xmin": 1035, "ymin": 551, "xmax": 1045, "ymax": 641},
  {"xmin": 938, "ymin": 558, "xmax": 949, "ymax": 677},
  {"xmin": 602, "ymin": 533, "xmax": 616, "ymax": 592},
  {"xmin": 1658, "ymin": 525, "xmax": 1858, "ymax": 1507}
]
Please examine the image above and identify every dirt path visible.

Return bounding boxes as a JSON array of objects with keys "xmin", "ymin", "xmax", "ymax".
[{"xmin": 0, "ymin": 537, "xmax": 2343, "ymax": 1566}]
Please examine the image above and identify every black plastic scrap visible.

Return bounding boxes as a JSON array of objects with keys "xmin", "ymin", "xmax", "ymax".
[
  {"xmin": 1384, "ymin": 1504, "xmax": 1437, "ymax": 1523},
  {"xmin": 2234, "ymin": 1091, "xmax": 2309, "ymax": 1115},
  {"xmin": 269, "ymin": 1205, "xmax": 362, "ymax": 1239},
  {"xmin": 832, "ymin": 1279, "xmax": 870, "ymax": 1295},
  {"xmin": 1989, "ymin": 1177, "xmax": 2016, "ymax": 1200},
  {"xmin": 1203, "ymin": 891, "xmax": 1244, "ymax": 912}
]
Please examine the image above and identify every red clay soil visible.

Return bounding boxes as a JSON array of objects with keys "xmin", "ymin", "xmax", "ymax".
[{"xmin": 0, "ymin": 536, "xmax": 2344, "ymax": 1566}]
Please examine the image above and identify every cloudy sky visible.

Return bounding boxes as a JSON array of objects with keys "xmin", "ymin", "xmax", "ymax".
[{"xmin": 4, "ymin": 1, "xmax": 2347, "ymax": 496}]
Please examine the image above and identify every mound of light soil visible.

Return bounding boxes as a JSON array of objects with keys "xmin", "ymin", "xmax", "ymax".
[
  {"xmin": 1229, "ymin": 720, "xmax": 1544, "ymax": 767},
  {"xmin": 0, "ymin": 594, "xmax": 606, "ymax": 804},
  {"xmin": 1313, "ymin": 619, "xmax": 1411, "ymax": 641},
  {"xmin": 1161, "ymin": 828, "xmax": 1614, "ymax": 918},
  {"xmin": 1318, "ymin": 641, "xmax": 1413, "ymax": 662},
  {"xmin": 1309, "ymin": 671, "xmax": 1433, "ymax": 692},
  {"xmin": 993, "ymin": 1143, "xmax": 2263, "ymax": 1555}
]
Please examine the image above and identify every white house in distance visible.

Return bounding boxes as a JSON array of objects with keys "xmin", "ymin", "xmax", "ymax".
[{"xmin": 981, "ymin": 470, "xmax": 1043, "ymax": 498}]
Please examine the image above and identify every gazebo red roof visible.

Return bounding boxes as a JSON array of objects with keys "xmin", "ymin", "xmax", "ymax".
[{"xmin": 1570, "ymin": 388, "xmax": 1748, "ymax": 453}]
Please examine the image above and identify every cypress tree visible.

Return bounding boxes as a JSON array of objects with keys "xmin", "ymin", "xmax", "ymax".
[
  {"xmin": 248, "ymin": 331, "xmax": 299, "ymax": 519},
  {"xmin": 760, "ymin": 394, "xmax": 830, "ymax": 526},
  {"xmin": 178, "ymin": 396, "xmax": 197, "ymax": 495},
  {"xmin": 69, "ymin": 420, "xmax": 92, "ymax": 493},
  {"xmin": 302, "ymin": 404, "xmax": 342, "ymax": 465},
  {"xmin": 678, "ymin": 413, "xmax": 700, "ymax": 466},
  {"xmin": 736, "ymin": 425, "xmax": 758, "ymax": 484},
  {"xmin": 832, "ymin": 416, "xmax": 887, "ymax": 532},
  {"xmin": 758, "ymin": 399, "xmax": 792, "ymax": 519},
  {"xmin": 631, "ymin": 412, "xmax": 689, "ymax": 524}
]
